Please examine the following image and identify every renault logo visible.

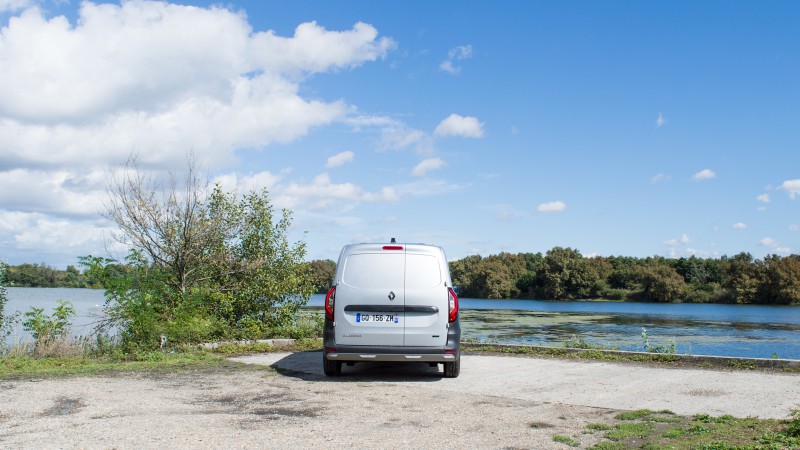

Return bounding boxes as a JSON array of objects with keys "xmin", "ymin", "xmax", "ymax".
[{"xmin": 388, "ymin": 291, "xmax": 396, "ymax": 301}]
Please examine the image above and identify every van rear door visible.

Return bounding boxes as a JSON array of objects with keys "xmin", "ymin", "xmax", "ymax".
[
  {"xmin": 403, "ymin": 245, "xmax": 448, "ymax": 347},
  {"xmin": 335, "ymin": 245, "xmax": 405, "ymax": 346}
]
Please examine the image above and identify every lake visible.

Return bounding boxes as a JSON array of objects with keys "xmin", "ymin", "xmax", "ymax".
[{"xmin": 4, "ymin": 288, "xmax": 799, "ymax": 360}]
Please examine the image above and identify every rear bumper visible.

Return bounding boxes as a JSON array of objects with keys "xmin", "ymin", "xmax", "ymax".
[
  {"xmin": 323, "ymin": 319, "xmax": 461, "ymax": 363},
  {"xmin": 325, "ymin": 351, "xmax": 456, "ymax": 362}
]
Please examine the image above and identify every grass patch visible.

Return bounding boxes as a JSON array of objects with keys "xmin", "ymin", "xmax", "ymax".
[
  {"xmin": 585, "ymin": 409, "xmax": 800, "ymax": 449},
  {"xmin": 552, "ymin": 434, "xmax": 581, "ymax": 447},
  {"xmin": 0, "ymin": 349, "xmax": 229, "ymax": 379},
  {"xmin": 604, "ymin": 422, "xmax": 653, "ymax": 441},
  {"xmin": 0, "ymin": 339, "xmax": 321, "ymax": 380}
]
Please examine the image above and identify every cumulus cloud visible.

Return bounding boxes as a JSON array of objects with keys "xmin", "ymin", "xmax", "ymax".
[
  {"xmin": 0, "ymin": 2, "xmax": 398, "ymax": 264},
  {"xmin": 434, "ymin": 114, "xmax": 485, "ymax": 138},
  {"xmin": 0, "ymin": 0, "xmax": 32, "ymax": 12},
  {"xmin": 790, "ymin": 224, "xmax": 799, "ymax": 232},
  {"xmin": 411, "ymin": 158, "xmax": 446, "ymax": 177},
  {"xmin": 439, "ymin": 45, "xmax": 472, "ymax": 75},
  {"xmin": 326, "ymin": 151, "xmax": 355, "ymax": 168},
  {"xmin": 0, "ymin": 2, "xmax": 394, "ymax": 169},
  {"xmin": 778, "ymin": 179, "xmax": 800, "ymax": 199},
  {"xmin": 732, "ymin": 222, "xmax": 747, "ymax": 230},
  {"xmin": 274, "ymin": 172, "xmax": 398, "ymax": 210},
  {"xmin": 692, "ymin": 169, "xmax": 716, "ymax": 182},
  {"xmin": 537, "ymin": 201, "xmax": 566, "ymax": 213},
  {"xmin": 756, "ymin": 194, "xmax": 770, "ymax": 203}
]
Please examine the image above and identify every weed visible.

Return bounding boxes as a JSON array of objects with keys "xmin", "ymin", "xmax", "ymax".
[
  {"xmin": 615, "ymin": 409, "xmax": 654, "ymax": 420},
  {"xmin": 661, "ymin": 427, "xmax": 686, "ymax": 438},
  {"xmin": 586, "ymin": 423, "xmax": 613, "ymax": 431},
  {"xmin": 552, "ymin": 434, "xmax": 580, "ymax": 447},
  {"xmin": 640, "ymin": 327, "xmax": 677, "ymax": 354},
  {"xmin": 604, "ymin": 422, "xmax": 653, "ymax": 441}
]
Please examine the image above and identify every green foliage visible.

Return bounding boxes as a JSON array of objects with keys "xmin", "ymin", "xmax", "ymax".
[
  {"xmin": 22, "ymin": 300, "xmax": 76, "ymax": 343},
  {"xmin": 97, "ymin": 166, "xmax": 315, "ymax": 350},
  {"xmin": 641, "ymin": 328, "xmax": 677, "ymax": 354},
  {"xmin": 447, "ymin": 248, "xmax": 800, "ymax": 304},
  {"xmin": 304, "ymin": 259, "xmax": 336, "ymax": 294},
  {"xmin": 552, "ymin": 434, "xmax": 581, "ymax": 447}
]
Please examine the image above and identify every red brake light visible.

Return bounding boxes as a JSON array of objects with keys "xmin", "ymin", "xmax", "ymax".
[
  {"xmin": 448, "ymin": 287, "xmax": 459, "ymax": 323},
  {"xmin": 325, "ymin": 286, "xmax": 336, "ymax": 321},
  {"xmin": 382, "ymin": 245, "xmax": 403, "ymax": 250}
]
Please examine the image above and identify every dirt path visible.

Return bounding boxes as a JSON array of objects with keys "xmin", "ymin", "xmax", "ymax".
[{"xmin": 0, "ymin": 352, "xmax": 797, "ymax": 449}]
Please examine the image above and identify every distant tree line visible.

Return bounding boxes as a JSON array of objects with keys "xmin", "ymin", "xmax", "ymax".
[
  {"xmin": 448, "ymin": 247, "xmax": 800, "ymax": 304},
  {"xmin": 7, "ymin": 247, "xmax": 800, "ymax": 305}
]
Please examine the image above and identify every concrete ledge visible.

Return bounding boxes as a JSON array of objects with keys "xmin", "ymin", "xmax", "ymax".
[
  {"xmin": 462, "ymin": 342, "xmax": 800, "ymax": 370},
  {"xmin": 199, "ymin": 338, "xmax": 297, "ymax": 350}
]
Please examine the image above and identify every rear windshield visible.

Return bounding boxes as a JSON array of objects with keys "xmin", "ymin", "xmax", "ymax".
[
  {"xmin": 342, "ymin": 253, "xmax": 404, "ymax": 288},
  {"xmin": 341, "ymin": 252, "xmax": 442, "ymax": 289},
  {"xmin": 406, "ymin": 254, "xmax": 442, "ymax": 289}
]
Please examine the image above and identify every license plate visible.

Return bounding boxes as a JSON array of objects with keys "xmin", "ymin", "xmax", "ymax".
[{"xmin": 355, "ymin": 312, "xmax": 400, "ymax": 324}]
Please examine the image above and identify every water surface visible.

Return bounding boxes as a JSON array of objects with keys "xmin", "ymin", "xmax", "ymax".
[{"xmin": 6, "ymin": 289, "xmax": 798, "ymax": 359}]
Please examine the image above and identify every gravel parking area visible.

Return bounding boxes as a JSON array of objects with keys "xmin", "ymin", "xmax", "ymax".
[{"xmin": 1, "ymin": 351, "xmax": 797, "ymax": 448}]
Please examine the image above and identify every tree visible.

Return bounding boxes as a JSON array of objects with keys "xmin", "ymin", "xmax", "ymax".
[
  {"xmin": 305, "ymin": 260, "xmax": 336, "ymax": 294},
  {"xmin": 449, "ymin": 255, "xmax": 483, "ymax": 298},
  {"xmin": 100, "ymin": 155, "xmax": 314, "ymax": 347},
  {"xmin": 537, "ymin": 247, "xmax": 601, "ymax": 299},
  {"xmin": 719, "ymin": 252, "xmax": 760, "ymax": 304},
  {"xmin": 637, "ymin": 264, "xmax": 686, "ymax": 302},
  {"xmin": 759, "ymin": 254, "xmax": 800, "ymax": 304}
]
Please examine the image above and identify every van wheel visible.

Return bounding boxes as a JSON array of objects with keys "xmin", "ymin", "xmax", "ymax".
[
  {"xmin": 443, "ymin": 359, "xmax": 460, "ymax": 378},
  {"xmin": 323, "ymin": 354, "xmax": 342, "ymax": 377}
]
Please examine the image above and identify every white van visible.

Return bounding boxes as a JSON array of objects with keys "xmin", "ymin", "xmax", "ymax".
[{"xmin": 322, "ymin": 240, "xmax": 461, "ymax": 377}]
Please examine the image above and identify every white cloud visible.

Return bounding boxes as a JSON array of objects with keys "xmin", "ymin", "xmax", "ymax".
[
  {"xmin": 759, "ymin": 237, "xmax": 777, "ymax": 247},
  {"xmin": 0, "ymin": 3, "xmax": 394, "ymax": 169},
  {"xmin": 0, "ymin": 2, "xmax": 401, "ymax": 264},
  {"xmin": 789, "ymin": 224, "xmax": 799, "ymax": 232},
  {"xmin": 0, "ymin": 0, "xmax": 32, "ymax": 13},
  {"xmin": 439, "ymin": 45, "xmax": 472, "ymax": 75},
  {"xmin": 656, "ymin": 112, "xmax": 666, "ymax": 128},
  {"xmin": 664, "ymin": 233, "xmax": 692, "ymax": 246},
  {"xmin": 326, "ymin": 151, "xmax": 355, "ymax": 168},
  {"xmin": 537, "ymin": 201, "xmax": 566, "ymax": 213},
  {"xmin": 778, "ymin": 179, "xmax": 800, "ymax": 199},
  {"xmin": 651, "ymin": 173, "xmax": 670, "ymax": 184},
  {"xmin": 411, "ymin": 158, "xmax": 446, "ymax": 177},
  {"xmin": 274, "ymin": 172, "xmax": 398, "ymax": 210},
  {"xmin": 378, "ymin": 125, "xmax": 435, "ymax": 154},
  {"xmin": 692, "ymin": 169, "xmax": 716, "ymax": 182},
  {"xmin": 756, "ymin": 193, "xmax": 770, "ymax": 203},
  {"xmin": 732, "ymin": 222, "xmax": 747, "ymax": 229},
  {"xmin": 434, "ymin": 114, "xmax": 485, "ymax": 138},
  {"xmin": 212, "ymin": 171, "xmax": 283, "ymax": 194}
]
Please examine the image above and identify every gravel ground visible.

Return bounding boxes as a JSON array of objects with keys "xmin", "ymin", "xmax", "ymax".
[{"xmin": 1, "ymin": 351, "xmax": 798, "ymax": 449}]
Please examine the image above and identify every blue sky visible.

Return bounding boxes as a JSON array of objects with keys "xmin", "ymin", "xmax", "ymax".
[{"xmin": 0, "ymin": 0, "xmax": 798, "ymax": 267}]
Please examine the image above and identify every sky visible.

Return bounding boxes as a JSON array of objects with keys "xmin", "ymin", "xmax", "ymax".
[{"xmin": 0, "ymin": 0, "xmax": 799, "ymax": 268}]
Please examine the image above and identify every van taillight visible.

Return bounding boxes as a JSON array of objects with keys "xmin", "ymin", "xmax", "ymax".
[
  {"xmin": 382, "ymin": 245, "xmax": 403, "ymax": 250},
  {"xmin": 448, "ymin": 287, "xmax": 459, "ymax": 323},
  {"xmin": 325, "ymin": 286, "xmax": 336, "ymax": 321}
]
